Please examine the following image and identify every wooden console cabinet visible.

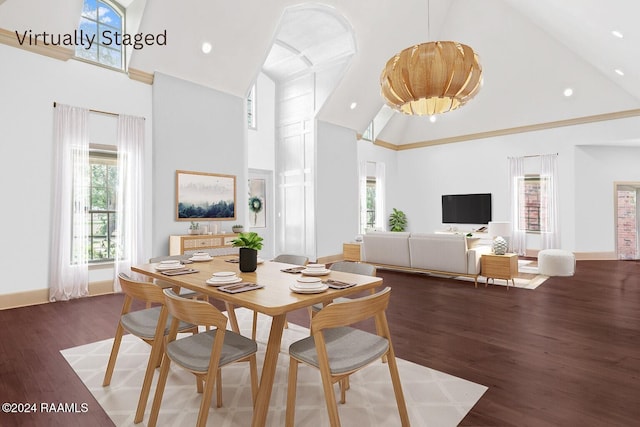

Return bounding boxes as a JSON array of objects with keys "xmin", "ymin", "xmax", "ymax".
[
  {"xmin": 481, "ymin": 253, "xmax": 518, "ymax": 289},
  {"xmin": 169, "ymin": 233, "xmax": 238, "ymax": 256}
]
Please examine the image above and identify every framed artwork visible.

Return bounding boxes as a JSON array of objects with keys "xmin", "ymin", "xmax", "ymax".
[
  {"xmin": 248, "ymin": 178, "xmax": 266, "ymax": 228},
  {"xmin": 176, "ymin": 170, "xmax": 236, "ymax": 220}
]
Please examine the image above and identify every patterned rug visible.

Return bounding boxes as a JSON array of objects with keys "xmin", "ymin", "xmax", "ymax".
[{"xmin": 61, "ymin": 308, "xmax": 487, "ymax": 426}]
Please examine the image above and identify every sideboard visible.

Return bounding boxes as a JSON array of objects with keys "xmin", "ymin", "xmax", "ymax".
[{"xmin": 169, "ymin": 233, "xmax": 239, "ymax": 256}]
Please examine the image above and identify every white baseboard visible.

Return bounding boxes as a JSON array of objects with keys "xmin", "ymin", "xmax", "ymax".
[{"xmin": 0, "ymin": 280, "xmax": 114, "ymax": 310}]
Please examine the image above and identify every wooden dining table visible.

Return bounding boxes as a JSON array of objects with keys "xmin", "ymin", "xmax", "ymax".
[{"xmin": 132, "ymin": 255, "xmax": 383, "ymax": 427}]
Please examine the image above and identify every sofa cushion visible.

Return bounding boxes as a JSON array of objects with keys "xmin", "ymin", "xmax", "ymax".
[
  {"xmin": 362, "ymin": 232, "xmax": 411, "ymax": 267},
  {"xmin": 409, "ymin": 233, "xmax": 468, "ymax": 274}
]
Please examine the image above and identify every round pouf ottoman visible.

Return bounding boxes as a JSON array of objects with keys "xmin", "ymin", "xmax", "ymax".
[{"xmin": 538, "ymin": 249, "xmax": 575, "ymax": 276}]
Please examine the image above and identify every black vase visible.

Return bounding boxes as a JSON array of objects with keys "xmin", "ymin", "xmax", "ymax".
[{"xmin": 239, "ymin": 247, "xmax": 258, "ymax": 272}]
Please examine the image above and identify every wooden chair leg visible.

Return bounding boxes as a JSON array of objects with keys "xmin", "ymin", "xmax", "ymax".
[
  {"xmin": 102, "ymin": 323, "xmax": 125, "ymax": 386},
  {"xmin": 339, "ymin": 378, "xmax": 347, "ymax": 404},
  {"xmin": 147, "ymin": 354, "xmax": 172, "ymax": 427},
  {"xmin": 134, "ymin": 338, "xmax": 165, "ymax": 423},
  {"xmin": 285, "ymin": 358, "xmax": 299, "ymax": 427},
  {"xmin": 196, "ymin": 367, "xmax": 218, "ymax": 427},
  {"xmin": 319, "ymin": 367, "xmax": 342, "ymax": 426},
  {"xmin": 252, "ymin": 310, "xmax": 258, "ymax": 341},
  {"xmin": 216, "ymin": 368, "xmax": 223, "ymax": 408},
  {"xmin": 249, "ymin": 355, "xmax": 258, "ymax": 403},
  {"xmin": 385, "ymin": 351, "xmax": 410, "ymax": 427}
]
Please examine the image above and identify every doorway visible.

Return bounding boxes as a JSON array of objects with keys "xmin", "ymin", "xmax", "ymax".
[
  {"xmin": 614, "ymin": 182, "xmax": 640, "ymax": 260},
  {"xmin": 249, "ymin": 169, "xmax": 274, "ymax": 260}
]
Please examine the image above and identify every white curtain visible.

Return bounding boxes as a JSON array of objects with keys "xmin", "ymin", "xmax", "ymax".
[
  {"xmin": 358, "ymin": 161, "xmax": 368, "ymax": 234},
  {"xmin": 508, "ymin": 156, "xmax": 526, "ymax": 255},
  {"xmin": 49, "ymin": 104, "xmax": 90, "ymax": 301},
  {"xmin": 540, "ymin": 153, "xmax": 560, "ymax": 249},
  {"xmin": 374, "ymin": 162, "xmax": 386, "ymax": 231},
  {"xmin": 113, "ymin": 114, "xmax": 146, "ymax": 291}
]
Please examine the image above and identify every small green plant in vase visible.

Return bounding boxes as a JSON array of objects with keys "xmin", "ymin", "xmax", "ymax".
[
  {"xmin": 231, "ymin": 232, "xmax": 264, "ymax": 272},
  {"xmin": 188, "ymin": 221, "xmax": 200, "ymax": 235}
]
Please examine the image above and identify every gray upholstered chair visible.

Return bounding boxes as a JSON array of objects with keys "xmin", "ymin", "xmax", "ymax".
[
  {"xmin": 310, "ymin": 261, "xmax": 377, "ymax": 314},
  {"xmin": 102, "ymin": 273, "xmax": 198, "ymax": 424},
  {"xmin": 149, "ymin": 255, "xmax": 200, "ymax": 299},
  {"xmin": 148, "ymin": 289, "xmax": 259, "ymax": 427},
  {"xmin": 272, "ymin": 254, "xmax": 309, "ymax": 266},
  {"xmin": 285, "ymin": 287, "xmax": 409, "ymax": 427}
]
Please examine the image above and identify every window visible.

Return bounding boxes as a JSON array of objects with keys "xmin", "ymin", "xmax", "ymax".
[
  {"xmin": 517, "ymin": 175, "xmax": 550, "ymax": 232},
  {"xmin": 362, "ymin": 121, "xmax": 374, "ymax": 141},
  {"xmin": 366, "ymin": 177, "xmax": 376, "ymax": 229},
  {"xmin": 76, "ymin": 0, "xmax": 125, "ymax": 70},
  {"xmin": 84, "ymin": 149, "xmax": 118, "ymax": 262},
  {"xmin": 247, "ymin": 84, "xmax": 256, "ymax": 129}
]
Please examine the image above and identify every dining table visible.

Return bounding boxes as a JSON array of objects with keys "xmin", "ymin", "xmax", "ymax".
[{"xmin": 131, "ymin": 255, "xmax": 383, "ymax": 427}]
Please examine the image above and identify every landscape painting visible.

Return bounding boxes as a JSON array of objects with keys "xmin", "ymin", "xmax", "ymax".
[{"xmin": 176, "ymin": 170, "xmax": 236, "ymax": 220}]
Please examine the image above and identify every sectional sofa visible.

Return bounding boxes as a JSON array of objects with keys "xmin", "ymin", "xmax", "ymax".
[{"xmin": 361, "ymin": 231, "xmax": 491, "ymax": 286}]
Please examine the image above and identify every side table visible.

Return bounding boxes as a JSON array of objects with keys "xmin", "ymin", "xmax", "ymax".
[
  {"xmin": 481, "ymin": 253, "xmax": 518, "ymax": 289},
  {"xmin": 343, "ymin": 242, "xmax": 362, "ymax": 262}
]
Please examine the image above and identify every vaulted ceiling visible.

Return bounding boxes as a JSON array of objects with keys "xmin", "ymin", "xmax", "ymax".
[{"xmin": 2, "ymin": 0, "xmax": 640, "ymax": 146}]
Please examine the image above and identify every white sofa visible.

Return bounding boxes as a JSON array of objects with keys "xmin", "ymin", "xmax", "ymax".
[{"xmin": 362, "ymin": 231, "xmax": 491, "ymax": 286}]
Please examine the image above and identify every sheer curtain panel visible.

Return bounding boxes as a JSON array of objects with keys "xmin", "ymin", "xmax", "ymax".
[
  {"xmin": 508, "ymin": 156, "xmax": 526, "ymax": 255},
  {"xmin": 49, "ymin": 104, "xmax": 90, "ymax": 301},
  {"xmin": 540, "ymin": 153, "xmax": 560, "ymax": 249},
  {"xmin": 113, "ymin": 114, "xmax": 146, "ymax": 291},
  {"xmin": 374, "ymin": 162, "xmax": 386, "ymax": 231}
]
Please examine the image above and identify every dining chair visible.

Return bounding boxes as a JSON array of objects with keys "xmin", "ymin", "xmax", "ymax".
[
  {"xmin": 310, "ymin": 261, "xmax": 377, "ymax": 315},
  {"xmin": 102, "ymin": 273, "xmax": 199, "ymax": 424},
  {"xmin": 285, "ymin": 287, "xmax": 410, "ymax": 427},
  {"xmin": 272, "ymin": 254, "xmax": 309, "ymax": 266},
  {"xmin": 248, "ymin": 253, "xmax": 309, "ymax": 340},
  {"xmin": 148, "ymin": 288, "xmax": 259, "ymax": 427}
]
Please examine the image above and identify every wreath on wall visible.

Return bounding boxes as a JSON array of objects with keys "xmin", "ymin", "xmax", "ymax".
[{"xmin": 248, "ymin": 196, "xmax": 263, "ymax": 224}]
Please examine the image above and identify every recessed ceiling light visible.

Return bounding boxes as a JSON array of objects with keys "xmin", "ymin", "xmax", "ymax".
[
  {"xmin": 563, "ymin": 88, "xmax": 573, "ymax": 97},
  {"xmin": 350, "ymin": 102, "xmax": 357, "ymax": 110},
  {"xmin": 429, "ymin": 115, "xmax": 437, "ymax": 123},
  {"xmin": 611, "ymin": 30, "xmax": 624, "ymax": 38},
  {"xmin": 615, "ymin": 69, "xmax": 625, "ymax": 76},
  {"xmin": 201, "ymin": 42, "xmax": 212, "ymax": 54}
]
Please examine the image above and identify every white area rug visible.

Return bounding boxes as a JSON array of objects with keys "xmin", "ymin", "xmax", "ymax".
[{"xmin": 61, "ymin": 308, "xmax": 487, "ymax": 426}]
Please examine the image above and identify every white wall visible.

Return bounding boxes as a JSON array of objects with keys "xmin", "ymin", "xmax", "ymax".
[
  {"xmin": 390, "ymin": 116, "xmax": 640, "ymax": 253},
  {"xmin": 151, "ymin": 73, "xmax": 247, "ymax": 256},
  {"xmin": 0, "ymin": 44, "xmax": 152, "ymax": 295},
  {"xmin": 315, "ymin": 121, "xmax": 359, "ymax": 257}
]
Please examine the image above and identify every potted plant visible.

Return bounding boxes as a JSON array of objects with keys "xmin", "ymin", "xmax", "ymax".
[
  {"xmin": 232, "ymin": 224, "xmax": 244, "ymax": 233},
  {"xmin": 231, "ymin": 232, "xmax": 264, "ymax": 272},
  {"xmin": 389, "ymin": 208, "xmax": 407, "ymax": 232},
  {"xmin": 188, "ymin": 221, "xmax": 200, "ymax": 235}
]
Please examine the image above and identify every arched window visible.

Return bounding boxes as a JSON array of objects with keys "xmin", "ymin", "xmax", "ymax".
[{"xmin": 76, "ymin": 0, "xmax": 125, "ymax": 70}]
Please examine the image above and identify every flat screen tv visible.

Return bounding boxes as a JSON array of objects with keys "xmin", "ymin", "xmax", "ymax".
[{"xmin": 441, "ymin": 193, "xmax": 492, "ymax": 224}]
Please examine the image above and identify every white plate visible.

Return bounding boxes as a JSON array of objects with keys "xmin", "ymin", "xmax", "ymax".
[
  {"xmin": 301, "ymin": 268, "xmax": 330, "ymax": 276},
  {"xmin": 160, "ymin": 260, "xmax": 182, "ymax": 265},
  {"xmin": 213, "ymin": 271, "xmax": 237, "ymax": 277},
  {"xmin": 296, "ymin": 277, "xmax": 323, "ymax": 289},
  {"xmin": 190, "ymin": 256, "xmax": 213, "ymax": 262},
  {"xmin": 306, "ymin": 263, "xmax": 326, "ymax": 269},
  {"xmin": 257, "ymin": 258, "xmax": 265, "ymax": 264},
  {"xmin": 289, "ymin": 283, "xmax": 329, "ymax": 294},
  {"xmin": 206, "ymin": 277, "xmax": 242, "ymax": 286},
  {"xmin": 155, "ymin": 264, "xmax": 184, "ymax": 271}
]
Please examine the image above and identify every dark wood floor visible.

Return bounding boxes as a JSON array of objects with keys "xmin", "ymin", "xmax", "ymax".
[{"xmin": 1, "ymin": 260, "xmax": 639, "ymax": 426}]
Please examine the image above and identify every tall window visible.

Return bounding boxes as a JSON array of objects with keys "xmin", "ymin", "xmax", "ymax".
[
  {"xmin": 247, "ymin": 84, "xmax": 257, "ymax": 129},
  {"xmin": 85, "ymin": 149, "xmax": 119, "ymax": 262},
  {"xmin": 517, "ymin": 175, "xmax": 550, "ymax": 232},
  {"xmin": 362, "ymin": 121, "xmax": 374, "ymax": 141},
  {"xmin": 76, "ymin": 0, "xmax": 125, "ymax": 70},
  {"xmin": 366, "ymin": 177, "xmax": 376, "ymax": 229}
]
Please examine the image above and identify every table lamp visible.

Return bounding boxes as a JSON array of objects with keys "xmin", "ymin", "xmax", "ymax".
[{"xmin": 488, "ymin": 221, "xmax": 511, "ymax": 255}]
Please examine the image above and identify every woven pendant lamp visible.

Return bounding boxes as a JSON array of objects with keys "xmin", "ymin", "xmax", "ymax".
[{"xmin": 380, "ymin": 41, "xmax": 482, "ymax": 115}]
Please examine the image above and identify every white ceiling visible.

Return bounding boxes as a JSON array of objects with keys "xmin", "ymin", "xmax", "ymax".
[{"xmin": 2, "ymin": 0, "xmax": 640, "ymax": 145}]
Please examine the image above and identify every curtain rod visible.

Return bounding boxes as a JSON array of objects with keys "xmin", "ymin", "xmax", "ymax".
[
  {"xmin": 53, "ymin": 102, "xmax": 145, "ymax": 119},
  {"xmin": 509, "ymin": 153, "xmax": 559, "ymax": 159}
]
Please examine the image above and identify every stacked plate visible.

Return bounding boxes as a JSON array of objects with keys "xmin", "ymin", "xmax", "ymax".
[
  {"xmin": 290, "ymin": 276, "xmax": 328, "ymax": 294},
  {"xmin": 155, "ymin": 260, "xmax": 184, "ymax": 271},
  {"xmin": 206, "ymin": 271, "xmax": 242, "ymax": 286},
  {"xmin": 301, "ymin": 263, "xmax": 330, "ymax": 276},
  {"xmin": 190, "ymin": 252, "xmax": 213, "ymax": 262}
]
